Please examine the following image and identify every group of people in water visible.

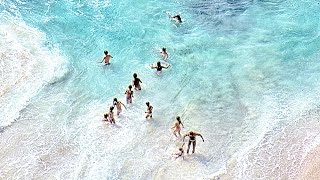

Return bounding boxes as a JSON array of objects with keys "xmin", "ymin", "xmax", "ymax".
[{"xmin": 99, "ymin": 13, "xmax": 204, "ymax": 159}]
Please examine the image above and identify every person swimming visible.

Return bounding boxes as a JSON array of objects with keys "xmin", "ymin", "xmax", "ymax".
[
  {"xmin": 113, "ymin": 98, "xmax": 126, "ymax": 116},
  {"xmin": 171, "ymin": 116, "xmax": 184, "ymax": 137},
  {"xmin": 145, "ymin": 102, "xmax": 153, "ymax": 119},
  {"xmin": 171, "ymin": 15, "xmax": 182, "ymax": 23},
  {"xmin": 125, "ymin": 85, "xmax": 134, "ymax": 104},
  {"xmin": 132, "ymin": 73, "xmax": 142, "ymax": 91},
  {"xmin": 182, "ymin": 131, "xmax": 204, "ymax": 154},
  {"xmin": 98, "ymin": 50, "xmax": 113, "ymax": 65},
  {"xmin": 160, "ymin": 48, "xmax": 168, "ymax": 61},
  {"xmin": 150, "ymin": 61, "xmax": 170, "ymax": 74}
]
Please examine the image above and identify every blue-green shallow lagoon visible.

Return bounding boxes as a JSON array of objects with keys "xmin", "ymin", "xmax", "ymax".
[{"xmin": 1, "ymin": 0, "xmax": 320, "ymax": 179}]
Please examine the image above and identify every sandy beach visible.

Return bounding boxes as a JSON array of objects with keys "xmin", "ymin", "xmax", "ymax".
[{"xmin": 299, "ymin": 145, "xmax": 320, "ymax": 180}]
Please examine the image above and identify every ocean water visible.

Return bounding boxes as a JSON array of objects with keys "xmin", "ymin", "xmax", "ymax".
[{"xmin": 1, "ymin": 0, "xmax": 320, "ymax": 179}]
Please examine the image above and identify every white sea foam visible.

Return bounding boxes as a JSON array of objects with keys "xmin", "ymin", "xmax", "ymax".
[{"xmin": 0, "ymin": 13, "xmax": 67, "ymax": 127}]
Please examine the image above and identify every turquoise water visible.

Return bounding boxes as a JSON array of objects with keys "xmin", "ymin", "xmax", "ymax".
[{"xmin": 1, "ymin": 0, "xmax": 320, "ymax": 179}]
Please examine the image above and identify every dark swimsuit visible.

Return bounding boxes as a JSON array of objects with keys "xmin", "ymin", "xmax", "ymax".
[
  {"xmin": 156, "ymin": 66, "xmax": 162, "ymax": 71},
  {"xmin": 134, "ymin": 78, "xmax": 141, "ymax": 87}
]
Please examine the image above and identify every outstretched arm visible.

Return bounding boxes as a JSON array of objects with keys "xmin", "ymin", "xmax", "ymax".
[
  {"xmin": 97, "ymin": 58, "xmax": 104, "ymax": 63},
  {"xmin": 120, "ymin": 102, "xmax": 127, "ymax": 109},
  {"xmin": 196, "ymin": 133, "xmax": 204, "ymax": 142},
  {"xmin": 182, "ymin": 134, "xmax": 188, "ymax": 142},
  {"xmin": 162, "ymin": 64, "xmax": 171, "ymax": 69},
  {"xmin": 171, "ymin": 123, "xmax": 176, "ymax": 129}
]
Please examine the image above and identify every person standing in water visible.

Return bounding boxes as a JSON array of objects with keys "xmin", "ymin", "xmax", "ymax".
[
  {"xmin": 98, "ymin": 50, "xmax": 113, "ymax": 65},
  {"xmin": 183, "ymin": 131, "xmax": 204, "ymax": 154},
  {"xmin": 103, "ymin": 113, "xmax": 109, "ymax": 122},
  {"xmin": 160, "ymin": 48, "xmax": 168, "ymax": 61},
  {"xmin": 113, "ymin": 98, "xmax": 126, "ymax": 116},
  {"xmin": 132, "ymin": 73, "xmax": 142, "ymax": 91},
  {"xmin": 105, "ymin": 106, "xmax": 115, "ymax": 124},
  {"xmin": 125, "ymin": 85, "xmax": 134, "ymax": 104},
  {"xmin": 171, "ymin": 116, "xmax": 184, "ymax": 137},
  {"xmin": 150, "ymin": 61, "xmax": 170, "ymax": 74},
  {"xmin": 145, "ymin": 102, "xmax": 153, "ymax": 119}
]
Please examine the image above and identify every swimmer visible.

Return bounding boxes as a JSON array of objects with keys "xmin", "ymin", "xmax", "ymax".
[
  {"xmin": 182, "ymin": 131, "xmax": 204, "ymax": 154},
  {"xmin": 171, "ymin": 14, "xmax": 182, "ymax": 23},
  {"xmin": 150, "ymin": 61, "xmax": 170, "ymax": 74},
  {"xmin": 172, "ymin": 147, "xmax": 184, "ymax": 160},
  {"xmin": 125, "ymin": 85, "xmax": 134, "ymax": 104},
  {"xmin": 98, "ymin": 50, "xmax": 113, "ymax": 65},
  {"xmin": 113, "ymin": 98, "xmax": 127, "ymax": 116},
  {"xmin": 132, "ymin": 73, "xmax": 142, "ymax": 91},
  {"xmin": 171, "ymin": 116, "xmax": 184, "ymax": 137},
  {"xmin": 160, "ymin": 48, "xmax": 168, "ymax": 61},
  {"xmin": 145, "ymin": 102, "xmax": 153, "ymax": 119}
]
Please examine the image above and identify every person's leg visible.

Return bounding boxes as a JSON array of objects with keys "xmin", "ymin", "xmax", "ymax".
[
  {"xmin": 192, "ymin": 141, "xmax": 196, "ymax": 153},
  {"xmin": 178, "ymin": 130, "xmax": 181, "ymax": 137},
  {"xmin": 187, "ymin": 141, "xmax": 191, "ymax": 154},
  {"xmin": 173, "ymin": 130, "xmax": 177, "ymax": 137}
]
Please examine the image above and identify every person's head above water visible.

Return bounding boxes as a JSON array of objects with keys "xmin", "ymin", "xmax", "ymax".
[
  {"xmin": 129, "ymin": 85, "xmax": 132, "ymax": 89},
  {"xmin": 104, "ymin": 50, "xmax": 108, "ymax": 55},
  {"xmin": 157, "ymin": 61, "xmax": 161, "ymax": 67},
  {"xmin": 189, "ymin": 131, "xmax": 194, "ymax": 135},
  {"xmin": 113, "ymin": 98, "xmax": 118, "ymax": 102},
  {"xmin": 133, "ymin": 73, "xmax": 137, "ymax": 78},
  {"xmin": 162, "ymin": 48, "xmax": 166, "ymax": 52},
  {"xmin": 176, "ymin": 116, "xmax": 181, "ymax": 122},
  {"xmin": 173, "ymin": 15, "xmax": 182, "ymax": 23},
  {"xmin": 146, "ymin": 102, "xmax": 150, "ymax": 106},
  {"xmin": 110, "ymin": 106, "xmax": 114, "ymax": 111}
]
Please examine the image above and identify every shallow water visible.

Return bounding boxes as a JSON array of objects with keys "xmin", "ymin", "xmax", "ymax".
[{"xmin": 1, "ymin": 0, "xmax": 320, "ymax": 179}]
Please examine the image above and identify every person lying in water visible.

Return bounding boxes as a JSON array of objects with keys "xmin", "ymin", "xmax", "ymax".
[
  {"xmin": 98, "ymin": 50, "xmax": 113, "ymax": 65},
  {"xmin": 182, "ymin": 131, "xmax": 204, "ymax": 154},
  {"xmin": 150, "ymin": 61, "xmax": 170, "ymax": 73}
]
